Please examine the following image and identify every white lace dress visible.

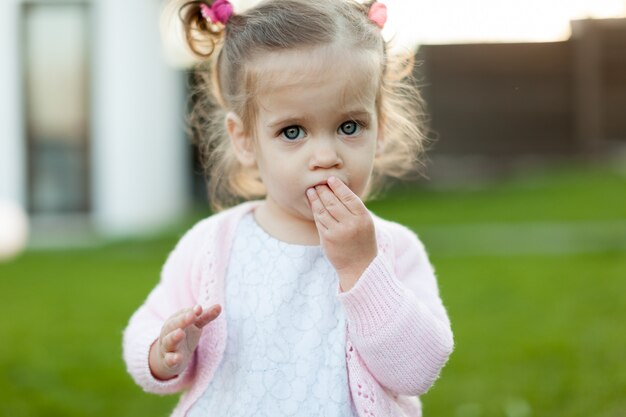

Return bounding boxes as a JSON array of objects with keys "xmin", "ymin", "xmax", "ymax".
[{"xmin": 187, "ymin": 212, "xmax": 358, "ymax": 417}]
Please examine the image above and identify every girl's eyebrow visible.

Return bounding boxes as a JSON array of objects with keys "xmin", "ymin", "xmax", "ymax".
[
  {"xmin": 342, "ymin": 110, "xmax": 372, "ymax": 120},
  {"xmin": 267, "ymin": 116, "xmax": 308, "ymax": 129},
  {"xmin": 267, "ymin": 109, "xmax": 372, "ymax": 129}
]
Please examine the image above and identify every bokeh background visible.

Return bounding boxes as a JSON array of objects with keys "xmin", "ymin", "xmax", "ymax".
[{"xmin": 1, "ymin": 0, "xmax": 625, "ymax": 416}]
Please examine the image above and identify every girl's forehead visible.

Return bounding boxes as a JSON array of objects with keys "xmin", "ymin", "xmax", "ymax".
[{"xmin": 251, "ymin": 44, "xmax": 382, "ymax": 103}]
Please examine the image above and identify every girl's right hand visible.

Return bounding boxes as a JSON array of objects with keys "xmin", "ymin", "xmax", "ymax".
[{"xmin": 149, "ymin": 304, "xmax": 222, "ymax": 381}]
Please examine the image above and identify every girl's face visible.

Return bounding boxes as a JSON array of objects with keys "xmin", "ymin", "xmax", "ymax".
[{"xmin": 232, "ymin": 45, "xmax": 383, "ymax": 228}]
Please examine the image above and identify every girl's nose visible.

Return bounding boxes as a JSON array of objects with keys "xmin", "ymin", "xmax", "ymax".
[{"xmin": 308, "ymin": 138, "xmax": 343, "ymax": 170}]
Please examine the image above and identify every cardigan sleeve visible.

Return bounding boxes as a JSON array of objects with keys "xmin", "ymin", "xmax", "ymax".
[
  {"xmin": 122, "ymin": 219, "xmax": 210, "ymax": 395},
  {"xmin": 337, "ymin": 221, "xmax": 454, "ymax": 397}
]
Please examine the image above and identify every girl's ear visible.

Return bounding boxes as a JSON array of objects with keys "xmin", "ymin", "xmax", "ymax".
[{"xmin": 225, "ymin": 112, "xmax": 256, "ymax": 167}]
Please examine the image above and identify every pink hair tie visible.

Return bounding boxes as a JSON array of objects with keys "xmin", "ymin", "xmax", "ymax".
[
  {"xmin": 368, "ymin": 2, "xmax": 387, "ymax": 29},
  {"xmin": 200, "ymin": 0, "xmax": 233, "ymax": 25}
]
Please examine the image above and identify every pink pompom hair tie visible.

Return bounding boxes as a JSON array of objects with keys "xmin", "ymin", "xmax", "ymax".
[
  {"xmin": 200, "ymin": 0, "xmax": 233, "ymax": 25},
  {"xmin": 368, "ymin": 2, "xmax": 387, "ymax": 29}
]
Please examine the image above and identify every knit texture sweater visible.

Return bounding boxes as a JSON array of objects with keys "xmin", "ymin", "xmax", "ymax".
[{"xmin": 123, "ymin": 201, "xmax": 454, "ymax": 417}]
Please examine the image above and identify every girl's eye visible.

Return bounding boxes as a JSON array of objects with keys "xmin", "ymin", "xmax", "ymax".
[
  {"xmin": 281, "ymin": 125, "xmax": 305, "ymax": 141},
  {"xmin": 339, "ymin": 121, "xmax": 361, "ymax": 136}
]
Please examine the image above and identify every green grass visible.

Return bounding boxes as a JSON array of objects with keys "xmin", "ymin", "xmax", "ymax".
[
  {"xmin": 424, "ymin": 252, "xmax": 626, "ymax": 417},
  {"xmin": 0, "ymin": 242, "xmax": 180, "ymax": 416},
  {"xmin": 0, "ymin": 163, "xmax": 624, "ymax": 417},
  {"xmin": 367, "ymin": 163, "xmax": 626, "ymax": 225}
]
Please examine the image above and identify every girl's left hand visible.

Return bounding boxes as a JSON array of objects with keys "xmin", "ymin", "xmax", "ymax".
[{"xmin": 307, "ymin": 176, "xmax": 378, "ymax": 292}]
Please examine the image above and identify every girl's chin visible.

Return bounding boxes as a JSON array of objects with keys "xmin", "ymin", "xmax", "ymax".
[{"xmin": 299, "ymin": 202, "xmax": 315, "ymax": 221}]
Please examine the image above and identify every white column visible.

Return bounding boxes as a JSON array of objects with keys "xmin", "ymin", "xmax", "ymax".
[
  {"xmin": 0, "ymin": 0, "xmax": 26, "ymax": 206},
  {"xmin": 92, "ymin": 0, "xmax": 189, "ymax": 236}
]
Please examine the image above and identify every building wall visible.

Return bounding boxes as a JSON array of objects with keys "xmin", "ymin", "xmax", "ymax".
[
  {"xmin": 0, "ymin": 0, "xmax": 26, "ymax": 206},
  {"xmin": 91, "ymin": 0, "xmax": 189, "ymax": 236},
  {"xmin": 0, "ymin": 0, "xmax": 190, "ymax": 237}
]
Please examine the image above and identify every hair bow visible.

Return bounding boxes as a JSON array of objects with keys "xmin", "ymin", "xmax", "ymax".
[
  {"xmin": 200, "ymin": 0, "xmax": 234, "ymax": 25},
  {"xmin": 368, "ymin": 2, "xmax": 387, "ymax": 29}
]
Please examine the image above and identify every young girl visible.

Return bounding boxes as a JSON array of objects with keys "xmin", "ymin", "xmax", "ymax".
[{"xmin": 123, "ymin": 0, "xmax": 453, "ymax": 416}]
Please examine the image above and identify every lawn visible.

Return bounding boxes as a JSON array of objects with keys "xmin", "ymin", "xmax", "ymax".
[{"xmin": 0, "ymin": 162, "xmax": 624, "ymax": 417}]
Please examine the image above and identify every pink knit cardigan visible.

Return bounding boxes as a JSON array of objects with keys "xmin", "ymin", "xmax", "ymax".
[{"xmin": 123, "ymin": 201, "xmax": 453, "ymax": 417}]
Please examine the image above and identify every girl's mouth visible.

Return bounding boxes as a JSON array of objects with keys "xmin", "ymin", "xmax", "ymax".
[{"xmin": 311, "ymin": 180, "xmax": 328, "ymax": 188}]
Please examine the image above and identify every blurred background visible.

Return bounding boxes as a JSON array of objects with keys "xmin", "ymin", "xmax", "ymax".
[{"xmin": 0, "ymin": 0, "xmax": 625, "ymax": 416}]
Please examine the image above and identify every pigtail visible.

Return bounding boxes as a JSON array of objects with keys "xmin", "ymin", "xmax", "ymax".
[
  {"xmin": 179, "ymin": 1, "xmax": 228, "ymax": 59},
  {"xmin": 368, "ymin": 48, "xmax": 431, "ymax": 200},
  {"xmin": 362, "ymin": 1, "xmax": 376, "ymax": 12}
]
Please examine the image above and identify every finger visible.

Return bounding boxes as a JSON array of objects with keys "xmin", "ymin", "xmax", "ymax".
[
  {"xmin": 162, "ymin": 328, "xmax": 185, "ymax": 352},
  {"xmin": 315, "ymin": 184, "xmax": 351, "ymax": 221},
  {"xmin": 194, "ymin": 304, "xmax": 222, "ymax": 329},
  {"xmin": 161, "ymin": 309, "xmax": 189, "ymax": 335},
  {"xmin": 178, "ymin": 306, "xmax": 203, "ymax": 328},
  {"xmin": 164, "ymin": 352, "xmax": 183, "ymax": 369},
  {"xmin": 164, "ymin": 305, "xmax": 202, "ymax": 334},
  {"xmin": 327, "ymin": 176, "xmax": 367, "ymax": 215},
  {"xmin": 306, "ymin": 188, "xmax": 336, "ymax": 229}
]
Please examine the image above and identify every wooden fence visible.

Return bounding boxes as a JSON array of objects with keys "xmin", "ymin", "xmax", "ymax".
[{"xmin": 417, "ymin": 18, "xmax": 626, "ymax": 158}]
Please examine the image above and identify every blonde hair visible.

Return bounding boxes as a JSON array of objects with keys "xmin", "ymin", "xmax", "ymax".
[{"xmin": 178, "ymin": 0, "xmax": 429, "ymax": 211}]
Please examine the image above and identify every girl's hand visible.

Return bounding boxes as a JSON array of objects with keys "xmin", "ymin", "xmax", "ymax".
[
  {"xmin": 149, "ymin": 304, "xmax": 222, "ymax": 381},
  {"xmin": 307, "ymin": 176, "xmax": 378, "ymax": 292}
]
